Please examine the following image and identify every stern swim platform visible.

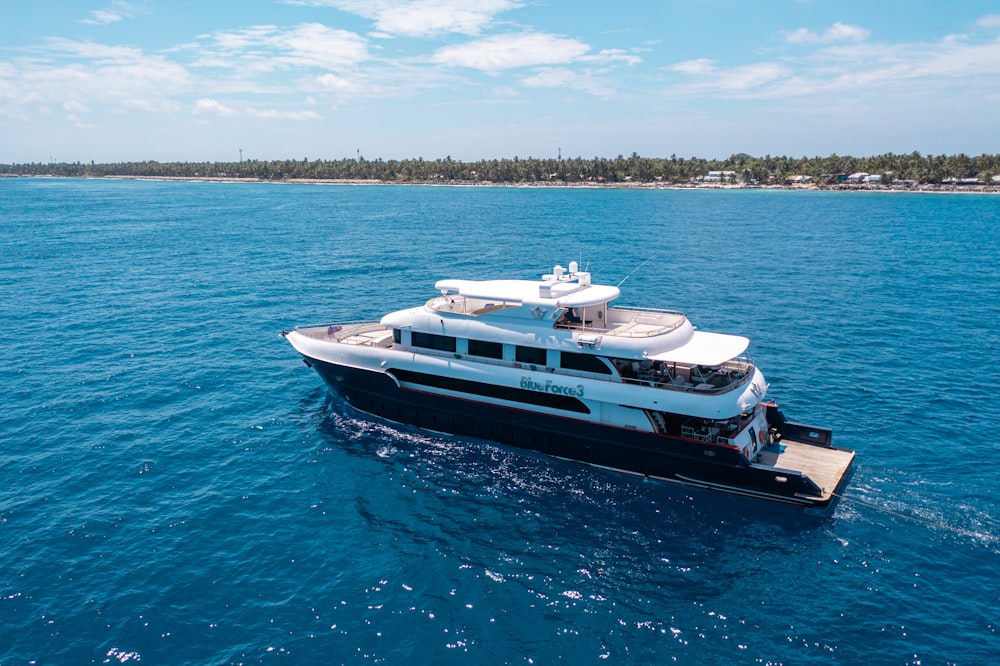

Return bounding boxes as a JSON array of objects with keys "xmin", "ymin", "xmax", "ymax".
[{"xmin": 754, "ymin": 423, "xmax": 855, "ymax": 504}]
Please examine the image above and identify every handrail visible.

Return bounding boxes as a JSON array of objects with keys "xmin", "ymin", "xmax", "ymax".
[
  {"xmin": 293, "ymin": 320, "xmax": 378, "ymax": 330},
  {"xmin": 292, "ymin": 321, "xmax": 384, "ymax": 343},
  {"xmin": 619, "ymin": 369, "xmax": 752, "ymax": 395},
  {"xmin": 605, "ymin": 307, "xmax": 688, "ymax": 337},
  {"xmin": 612, "ymin": 305, "xmax": 685, "ymax": 316},
  {"xmin": 426, "ymin": 295, "xmax": 519, "ymax": 316}
]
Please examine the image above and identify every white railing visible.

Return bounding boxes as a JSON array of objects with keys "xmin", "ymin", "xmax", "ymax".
[
  {"xmin": 604, "ymin": 306, "xmax": 687, "ymax": 337},
  {"xmin": 294, "ymin": 321, "xmax": 383, "ymax": 343},
  {"xmin": 427, "ymin": 295, "xmax": 518, "ymax": 316}
]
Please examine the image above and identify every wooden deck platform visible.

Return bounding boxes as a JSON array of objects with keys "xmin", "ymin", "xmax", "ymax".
[{"xmin": 755, "ymin": 439, "xmax": 855, "ymax": 501}]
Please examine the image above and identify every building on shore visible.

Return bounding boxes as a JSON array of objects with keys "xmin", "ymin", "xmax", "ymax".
[{"xmin": 700, "ymin": 170, "xmax": 742, "ymax": 184}]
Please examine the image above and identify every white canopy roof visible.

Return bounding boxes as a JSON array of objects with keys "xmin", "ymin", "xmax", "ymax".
[
  {"xmin": 435, "ymin": 278, "xmax": 619, "ymax": 308},
  {"xmin": 647, "ymin": 331, "xmax": 749, "ymax": 366}
]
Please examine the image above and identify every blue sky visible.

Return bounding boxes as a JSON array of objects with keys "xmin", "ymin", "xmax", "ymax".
[{"xmin": 2, "ymin": 1, "xmax": 999, "ymax": 163}]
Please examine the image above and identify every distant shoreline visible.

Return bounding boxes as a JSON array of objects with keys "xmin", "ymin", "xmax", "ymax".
[{"xmin": 5, "ymin": 173, "xmax": 1000, "ymax": 194}]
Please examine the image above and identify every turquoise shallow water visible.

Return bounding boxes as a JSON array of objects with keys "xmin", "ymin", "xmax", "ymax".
[{"xmin": 1, "ymin": 179, "xmax": 998, "ymax": 664}]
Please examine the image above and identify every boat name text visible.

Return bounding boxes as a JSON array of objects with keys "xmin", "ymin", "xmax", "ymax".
[{"xmin": 520, "ymin": 377, "xmax": 585, "ymax": 397}]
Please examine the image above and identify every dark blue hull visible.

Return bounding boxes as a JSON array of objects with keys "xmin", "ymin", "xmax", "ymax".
[{"xmin": 306, "ymin": 358, "xmax": 837, "ymax": 507}]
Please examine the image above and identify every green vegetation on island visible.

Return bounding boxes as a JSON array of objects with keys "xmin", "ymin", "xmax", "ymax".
[{"xmin": 3, "ymin": 152, "xmax": 1000, "ymax": 187}]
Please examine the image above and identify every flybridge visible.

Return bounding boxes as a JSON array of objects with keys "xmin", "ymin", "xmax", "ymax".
[
  {"xmin": 435, "ymin": 262, "xmax": 621, "ymax": 309},
  {"xmin": 538, "ymin": 262, "xmax": 592, "ymax": 299},
  {"xmin": 422, "ymin": 263, "xmax": 747, "ymax": 368}
]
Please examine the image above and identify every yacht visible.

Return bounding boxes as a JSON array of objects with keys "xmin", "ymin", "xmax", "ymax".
[{"xmin": 283, "ymin": 263, "xmax": 854, "ymax": 507}]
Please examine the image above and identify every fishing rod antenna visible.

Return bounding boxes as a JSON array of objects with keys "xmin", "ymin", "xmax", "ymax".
[{"xmin": 617, "ymin": 252, "xmax": 662, "ymax": 287}]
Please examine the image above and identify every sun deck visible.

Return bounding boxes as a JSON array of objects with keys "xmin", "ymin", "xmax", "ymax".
[
  {"xmin": 428, "ymin": 293, "xmax": 688, "ymax": 337},
  {"xmin": 559, "ymin": 306, "xmax": 689, "ymax": 337},
  {"xmin": 295, "ymin": 323, "xmax": 393, "ymax": 347},
  {"xmin": 428, "ymin": 296, "xmax": 520, "ymax": 316}
]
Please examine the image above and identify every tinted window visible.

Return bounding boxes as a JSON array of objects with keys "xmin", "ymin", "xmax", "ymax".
[
  {"xmin": 411, "ymin": 331, "xmax": 457, "ymax": 352},
  {"xmin": 560, "ymin": 352, "xmax": 612, "ymax": 374},
  {"xmin": 468, "ymin": 339, "xmax": 503, "ymax": 359},
  {"xmin": 515, "ymin": 346, "xmax": 547, "ymax": 365}
]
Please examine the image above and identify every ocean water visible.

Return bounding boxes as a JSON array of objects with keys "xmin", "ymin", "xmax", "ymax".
[{"xmin": 1, "ymin": 178, "xmax": 998, "ymax": 665}]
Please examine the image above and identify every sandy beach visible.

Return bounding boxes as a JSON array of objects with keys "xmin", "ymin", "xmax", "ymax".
[{"xmin": 10, "ymin": 173, "xmax": 998, "ymax": 194}]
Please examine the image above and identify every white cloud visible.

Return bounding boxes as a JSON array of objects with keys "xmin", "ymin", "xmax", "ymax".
[
  {"xmin": 976, "ymin": 14, "xmax": 1000, "ymax": 29},
  {"xmin": 245, "ymin": 107, "xmax": 322, "ymax": 120},
  {"xmin": 9, "ymin": 39, "xmax": 192, "ymax": 111},
  {"xmin": 1, "ymin": 3, "xmax": 634, "ymax": 129},
  {"xmin": 192, "ymin": 98, "xmax": 235, "ymax": 116},
  {"xmin": 667, "ymin": 58, "xmax": 715, "ymax": 75},
  {"xmin": 43, "ymin": 39, "xmax": 146, "ymax": 61},
  {"xmin": 491, "ymin": 86, "xmax": 520, "ymax": 97},
  {"xmin": 197, "ymin": 23, "xmax": 369, "ymax": 72},
  {"xmin": 7, "ymin": 1, "xmax": 994, "ymax": 161},
  {"xmin": 905, "ymin": 37, "xmax": 1000, "ymax": 78},
  {"xmin": 284, "ymin": 0, "xmax": 521, "ymax": 37},
  {"xmin": 79, "ymin": 1, "xmax": 145, "ymax": 26},
  {"xmin": 80, "ymin": 10, "xmax": 126, "ymax": 26},
  {"xmin": 666, "ymin": 27, "xmax": 1000, "ymax": 104},
  {"xmin": 315, "ymin": 73, "xmax": 360, "ymax": 92},
  {"xmin": 784, "ymin": 22, "xmax": 871, "ymax": 44},
  {"xmin": 430, "ymin": 33, "xmax": 590, "ymax": 72},
  {"xmin": 192, "ymin": 98, "xmax": 321, "ymax": 121},
  {"xmin": 66, "ymin": 113, "xmax": 96, "ymax": 129},
  {"xmin": 123, "ymin": 98, "xmax": 183, "ymax": 113},
  {"xmin": 373, "ymin": 0, "xmax": 520, "ymax": 38},
  {"xmin": 665, "ymin": 59, "xmax": 791, "ymax": 96},
  {"xmin": 520, "ymin": 68, "xmax": 614, "ymax": 96},
  {"xmin": 716, "ymin": 63, "xmax": 790, "ymax": 91},
  {"xmin": 281, "ymin": 23, "xmax": 369, "ymax": 68},
  {"xmin": 207, "ymin": 25, "xmax": 276, "ymax": 52},
  {"xmin": 579, "ymin": 49, "xmax": 642, "ymax": 66}
]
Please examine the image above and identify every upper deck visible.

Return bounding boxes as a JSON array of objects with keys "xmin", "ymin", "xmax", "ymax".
[
  {"xmin": 427, "ymin": 264, "xmax": 701, "ymax": 342},
  {"xmin": 427, "ymin": 293, "xmax": 688, "ymax": 338}
]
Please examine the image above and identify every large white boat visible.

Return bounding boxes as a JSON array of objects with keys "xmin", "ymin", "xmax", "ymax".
[{"xmin": 283, "ymin": 262, "xmax": 854, "ymax": 507}]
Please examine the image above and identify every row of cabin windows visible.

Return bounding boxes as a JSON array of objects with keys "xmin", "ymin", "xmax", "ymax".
[{"xmin": 397, "ymin": 329, "xmax": 611, "ymax": 375}]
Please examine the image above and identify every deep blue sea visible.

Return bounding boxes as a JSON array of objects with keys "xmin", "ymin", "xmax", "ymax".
[{"xmin": 2, "ymin": 178, "xmax": 998, "ymax": 664}]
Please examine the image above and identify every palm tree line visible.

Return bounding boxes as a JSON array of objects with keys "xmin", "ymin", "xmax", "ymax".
[{"xmin": 3, "ymin": 151, "xmax": 999, "ymax": 185}]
